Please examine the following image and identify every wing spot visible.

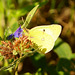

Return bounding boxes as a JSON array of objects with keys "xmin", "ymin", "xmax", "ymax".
[
  {"xmin": 43, "ymin": 29, "xmax": 45, "ymax": 32},
  {"xmin": 30, "ymin": 37, "xmax": 34, "ymax": 38},
  {"xmin": 41, "ymin": 38, "xmax": 45, "ymax": 41}
]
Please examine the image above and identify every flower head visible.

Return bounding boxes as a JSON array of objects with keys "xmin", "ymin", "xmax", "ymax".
[
  {"xmin": 14, "ymin": 26, "xmax": 23, "ymax": 38},
  {"xmin": 0, "ymin": 35, "xmax": 33, "ymax": 59},
  {"xmin": 7, "ymin": 26, "xmax": 23, "ymax": 40}
]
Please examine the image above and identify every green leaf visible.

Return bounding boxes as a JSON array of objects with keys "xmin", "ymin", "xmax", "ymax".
[
  {"xmin": 71, "ymin": 54, "xmax": 75, "ymax": 59},
  {"xmin": 30, "ymin": 52, "xmax": 47, "ymax": 69},
  {"xmin": 58, "ymin": 71, "xmax": 64, "ymax": 75},
  {"xmin": 21, "ymin": 5, "xmax": 39, "ymax": 28},
  {"xmin": 54, "ymin": 38, "xmax": 74, "ymax": 59},
  {"xmin": 0, "ymin": 62, "xmax": 15, "ymax": 71},
  {"xmin": 11, "ymin": 22, "xmax": 19, "ymax": 32},
  {"xmin": 0, "ymin": 58, "xmax": 18, "ymax": 71},
  {"xmin": 0, "ymin": 1, "xmax": 4, "ymax": 38},
  {"xmin": 47, "ymin": 65, "xmax": 58, "ymax": 75},
  {"xmin": 0, "ymin": 56, "xmax": 4, "ymax": 61},
  {"xmin": 0, "ymin": 53, "xmax": 3, "ymax": 61},
  {"xmin": 0, "ymin": 36, "xmax": 2, "ymax": 40},
  {"xmin": 4, "ymin": 27, "xmax": 12, "ymax": 39},
  {"xmin": 35, "ymin": 68, "xmax": 43, "ymax": 75},
  {"xmin": 23, "ymin": 72, "xmax": 32, "ymax": 75},
  {"xmin": 57, "ymin": 58, "xmax": 71, "ymax": 75}
]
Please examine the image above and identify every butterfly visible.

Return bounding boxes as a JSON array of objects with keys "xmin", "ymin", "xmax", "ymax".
[{"xmin": 25, "ymin": 24, "xmax": 62, "ymax": 53}]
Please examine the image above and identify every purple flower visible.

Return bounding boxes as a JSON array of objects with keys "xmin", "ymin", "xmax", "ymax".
[
  {"xmin": 7, "ymin": 26, "xmax": 23, "ymax": 40},
  {"xmin": 14, "ymin": 26, "xmax": 23, "ymax": 38}
]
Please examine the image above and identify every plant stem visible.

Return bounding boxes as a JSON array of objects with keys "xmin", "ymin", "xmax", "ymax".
[
  {"xmin": 15, "ymin": 70, "xmax": 18, "ymax": 75},
  {"xmin": 14, "ymin": 61, "xmax": 20, "ymax": 75}
]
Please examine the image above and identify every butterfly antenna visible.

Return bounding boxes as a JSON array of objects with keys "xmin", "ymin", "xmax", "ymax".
[
  {"xmin": 22, "ymin": 17, "xmax": 24, "ymax": 23},
  {"xmin": 23, "ymin": 28, "xmax": 29, "ymax": 33},
  {"xmin": 21, "ymin": 18, "xmax": 29, "ymax": 28}
]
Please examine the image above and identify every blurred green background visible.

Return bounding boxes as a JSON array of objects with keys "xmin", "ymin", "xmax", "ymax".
[{"xmin": 0, "ymin": 0, "xmax": 75, "ymax": 75}]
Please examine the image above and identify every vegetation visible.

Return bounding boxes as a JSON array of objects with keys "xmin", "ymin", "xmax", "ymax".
[{"xmin": 0, "ymin": 0, "xmax": 75, "ymax": 75}]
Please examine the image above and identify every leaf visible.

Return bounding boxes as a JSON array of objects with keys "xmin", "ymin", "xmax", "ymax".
[
  {"xmin": 11, "ymin": 22, "xmax": 19, "ymax": 32},
  {"xmin": 57, "ymin": 58, "xmax": 71, "ymax": 75},
  {"xmin": 71, "ymin": 53, "xmax": 75, "ymax": 59},
  {"xmin": 54, "ymin": 38, "xmax": 74, "ymax": 59},
  {"xmin": 0, "ymin": 62, "xmax": 15, "ymax": 71},
  {"xmin": 0, "ymin": 56, "xmax": 4, "ymax": 61},
  {"xmin": 4, "ymin": 27, "xmax": 12, "ymax": 39},
  {"xmin": 0, "ymin": 36, "xmax": 2, "ymax": 40},
  {"xmin": 0, "ymin": 1, "xmax": 4, "ymax": 38},
  {"xmin": 47, "ymin": 65, "xmax": 58, "ymax": 75},
  {"xmin": 30, "ymin": 52, "xmax": 47, "ymax": 69},
  {"xmin": 23, "ymin": 72, "xmax": 32, "ymax": 75},
  {"xmin": 0, "ymin": 53, "xmax": 3, "ymax": 61},
  {"xmin": 21, "ymin": 5, "xmax": 39, "ymax": 28},
  {"xmin": 0, "ymin": 58, "xmax": 18, "ymax": 71},
  {"xmin": 58, "ymin": 71, "xmax": 64, "ymax": 75},
  {"xmin": 35, "ymin": 68, "xmax": 42, "ymax": 75}
]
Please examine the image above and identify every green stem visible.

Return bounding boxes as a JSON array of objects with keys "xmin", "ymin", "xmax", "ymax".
[
  {"xmin": 15, "ymin": 70, "xmax": 18, "ymax": 75},
  {"xmin": 14, "ymin": 61, "xmax": 20, "ymax": 75}
]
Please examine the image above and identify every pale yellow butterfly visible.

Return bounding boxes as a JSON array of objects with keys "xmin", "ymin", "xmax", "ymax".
[{"xmin": 25, "ymin": 24, "xmax": 62, "ymax": 53}]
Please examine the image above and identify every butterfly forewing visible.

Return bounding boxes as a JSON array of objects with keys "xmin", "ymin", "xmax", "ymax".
[{"xmin": 27, "ymin": 24, "xmax": 62, "ymax": 53}]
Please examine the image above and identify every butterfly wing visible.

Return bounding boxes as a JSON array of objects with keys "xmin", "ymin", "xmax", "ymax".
[
  {"xmin": 28, "ymin": 24, "xmax": 62, "ymax": 53},
  {"xmin": 46, "ymin": 25, "xmax": 62, "ymax": 41},
  {"xmin": 30, "ymin": 24, "xmax": 62, "ymax": 41},
  {"xmin": 29, "ymin": 29, "xmax": 54, "ymax": 53}
]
